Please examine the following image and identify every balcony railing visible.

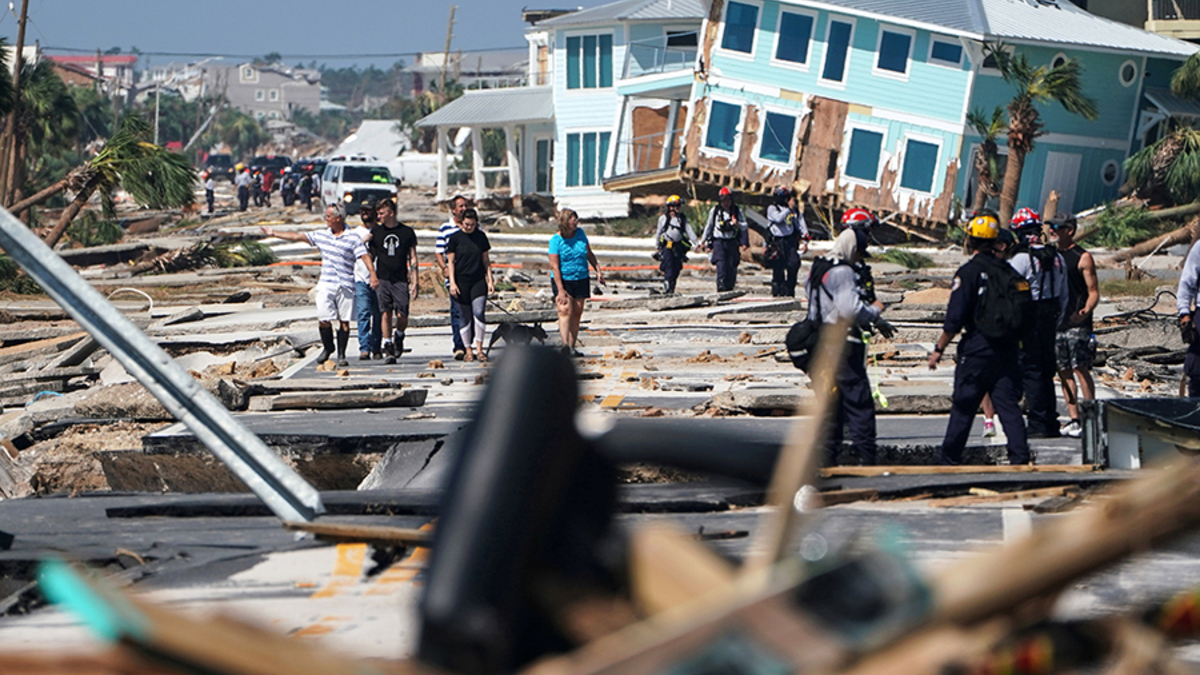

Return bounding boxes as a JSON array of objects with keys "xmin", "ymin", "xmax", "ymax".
[
  {"xmin": 618, "ymin": 128, "xmax": 683, "ymax": 175},
  {"xmin": 1152, "ymin": 0, "xmax": 1200, "ymax": 20},
  {"xmin": 622, "ymin": 32, "xmax": 699, "ymax": 80}
]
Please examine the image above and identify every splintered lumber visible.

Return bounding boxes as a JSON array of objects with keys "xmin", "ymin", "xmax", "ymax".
[
  {"xmin": 37, "ymin": 558, "xmax": 416, "ymax": 675},
  {"xmin": 0, "ymin": 332, "xmax": 85, "ymax": 367},
  {"xmin": 820, "ymin": 464, "xmax": 1098, "ymax": 478},
  {"xmin": 244, "ymin": 377, "xmax": 406, "ymax": 394},
  {"xmin": 1110, "ymin": 216, "xmax": 1199, "ymax": 263},
  {"xmin": 820, "ymin": 487, "xmax": 879, "ymax": 505},
  {"xmin": 629, "ymin": 523, "xmax": 735, "ymax": 616},
  {"xmin": 247, "ymin": 388, "xmax": 428, "ymax": 411},
  {"xmin": 283, "ymin": 521, "xmax": 432, "ymax": 545},
  {"xmin": 927, "ymin": 485, "xmax": 1077, "ymax": 508},
  {"xmin": 42, "ymin": 336, "xmax": 98, "ymax": 370}
]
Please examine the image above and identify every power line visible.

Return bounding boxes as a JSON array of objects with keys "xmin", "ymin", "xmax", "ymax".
[{"xmin": 39, "ymin": 44, "xmax": 529, "ymax": 61}]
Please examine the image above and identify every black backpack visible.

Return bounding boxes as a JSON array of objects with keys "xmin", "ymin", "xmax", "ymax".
[
  {"xmin": 785, "ymin": 257, "xmax": 840, "ymax": 371},
  {"xmin": 973, "ymin": 255, "xmax": 1032, "ymax": 341}
]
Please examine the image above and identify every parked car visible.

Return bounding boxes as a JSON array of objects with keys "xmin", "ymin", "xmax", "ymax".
[
  {"xmin": 250, "ymin": 154, "xmax": 293, "ymax": 179},
  {"xmin": 203, "ymin": 153, "xmax": 236, "ymax": 182},
  {"xmin": 290, "ymin": 157, "xmax": 327, "ymax": 178},
  {"xmin": 321, "ymin": 157, "xmax": 398, "ymax": 215}
]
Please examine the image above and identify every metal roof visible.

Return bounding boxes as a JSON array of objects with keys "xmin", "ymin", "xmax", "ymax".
[
  {"xmin": 1145, "ymin": 87, "xmax": 1200, "ymax": 118},
  {"xmin": 415, "ymin": 87, "xmax": 555, "ymax": 128},
  {"xmin": 536, "ymin": 0, "xmax": 705, "ymax": 27},
  {"xmin": 807, "ymin": 0, "xmax": 1197, "ymax": 58}
]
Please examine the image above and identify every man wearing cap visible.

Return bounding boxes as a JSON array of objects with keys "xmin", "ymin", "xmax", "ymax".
[
  {"xmin": 806, "ymin": 209, "xmax": 895, "ymax": 465},
  {"xmin": 234, "ymin": 164, "xmax": 251, "ymax": 212},
  {"xmin": 1050, "ymin": 213, "xmax": 1099, "ymax": 433},
  {"xmin": 930, "ymin": 211, "xmax": 1031, "ymax": 465},
  {"xmin": 1008, "ymin": 208, "xmax": 1068, "ymax": 438},
  {"xmin": 352, "ymin": 200, "xmax": 383, "ymax": 360},
  {"xmin": 767, "ymin": 187, "xmax": 809, "ymax": 297},
  {"xmin": 700, "ymin": 187, "xmax": 749, "ymax": 292},
  {"xmin": 655, "ymin": 195, "xmax": 696, "ymax": 295}
]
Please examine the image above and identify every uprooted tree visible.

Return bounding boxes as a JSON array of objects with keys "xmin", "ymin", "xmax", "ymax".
[{"xmin": 9, "ymin": 113, "xmax": 196, "ymax": 248}]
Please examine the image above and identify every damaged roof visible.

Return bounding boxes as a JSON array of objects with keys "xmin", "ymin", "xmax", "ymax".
[
  {"xmin": 804, "ymin": 0, "xmax": 1197, "ymax": 57},
  {"xmin": 535, "ymin": 0, "xmax": 705, "ymax": 27}
]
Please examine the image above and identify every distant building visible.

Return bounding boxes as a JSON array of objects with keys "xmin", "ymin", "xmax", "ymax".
[
  {"xmin": 203, "ymin": 62, "xmax": 321, "ymax": 121},
  {"xmin": 2, "ymin": 44, "xmax": 40, "ymax": 78},
  {"xmin": 139, "ymin": 61, "xmax": 209, "ymax": 101},
  {"xmin": 406, "ymin": 51, "xmax": 529, "ymax": 95},
  {"xmin": 48, "ymin": 54, "xmax": 136, "ymax": 91}
]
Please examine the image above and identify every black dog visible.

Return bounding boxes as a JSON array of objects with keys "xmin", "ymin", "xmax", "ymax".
[{"xmin": 486, "ymin": 321, "xmax": 549, "ymax": 356}]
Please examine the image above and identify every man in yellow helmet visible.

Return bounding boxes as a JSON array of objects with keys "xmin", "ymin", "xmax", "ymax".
[
  {"xmin": 654, "ymin": 195, "xmax": 696, "ymax": 294},
  {"xmin": 928, "ymin": 210, "xmax": 1032, "ymax": 465}
]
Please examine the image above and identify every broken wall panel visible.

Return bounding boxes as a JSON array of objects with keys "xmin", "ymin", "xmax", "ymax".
[{"xmin": 630, "ymin": 104, "xmax": 689, "ymax": 173}]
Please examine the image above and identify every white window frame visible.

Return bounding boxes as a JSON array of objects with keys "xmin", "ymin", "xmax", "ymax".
[
  {"xmin": 1050, "ymin": 52, "xmax": 1069, "ymax": 70},
  {"xmin": 753, "ymin": 104, "xmax": 802, "ymax": 168},
  {"xmin": 897, "ymin": 132, "xmax": 944, "ymax": 196},
  {"xmin": 716, "ymin": 0, "xmax": 763, "ymax": 62},
  {"xmin": 872, "ymin": 24, "xmax": 915, "ymax": 81},
  {"xmin": 255, "ymin": 89, "xmax": 265, "ymax": 102},
  {"xmin": 561, "ymin": 126, "xmax": 614, "ymax": 191},
  {"xmin": 840, "ymin": 121, "xmax": 889, "ymax": 187},
  {"xmin": 928, "ymin": 37, "xmax": 964, "ymax": 68},
  {"xmin": 1101, "ymin": 158, "xmax": 1122, "ymax": 186},
  {"xmin": 818, "ymin": 14, "xmax": 857, "ymax": 89},
  {"xmin": 240, "ymin": 66, "xmax": 258, "ymax": 83},
  {"xmin": 1119, "ymin": 59, "xmax": 1138, "ymax": 87},
  {"xmin": 269, "ymin": 89, "xmax": 279, "ymax": 101},
  {"xmin": 769, "ymin": 7, "xmax": 817, "ymax": 72},
  {"xmin": 701, "ymin": 95, "xmax": 747, "ymax": 160},
  {"xmin": 563, "ymin": 29, "xmax": 617, "ymax": 93},
  {"xmin": 976, "ymin": 42, "xmax": 1013, "ymax": 77}
]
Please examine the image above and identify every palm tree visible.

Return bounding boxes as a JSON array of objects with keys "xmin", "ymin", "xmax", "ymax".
[
  {"xmin": 966, "ymin": 106, "xmax": 1006, "ymax": 212},
  {"xmin": 1126, "ymin": 126, "xmax": 1200, "ymax": 205},
  {"xmin": 987, "ymin": 43, "xmax": 1098, "ymax": 224},
  {"xmin": 7, "ymin": 60, "xmax": 79, "ymax": 210},
  {"xmin": 10, "ymin": 113, "xmax": 196, "ymax": 248}
]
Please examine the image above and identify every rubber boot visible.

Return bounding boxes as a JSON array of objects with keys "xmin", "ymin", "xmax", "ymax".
[
  {"xmin": 316, "ymin": 324, "xmax": 334, "ymax": 364},
  {"xmin": 336, "ymin": 329, "xmax": 350, "ymax": 367}
]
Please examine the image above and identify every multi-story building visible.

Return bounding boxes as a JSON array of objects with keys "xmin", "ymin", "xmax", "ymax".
[{"xmin": 203, "ymin": 62, "xmax": 321, "ymax": 121}]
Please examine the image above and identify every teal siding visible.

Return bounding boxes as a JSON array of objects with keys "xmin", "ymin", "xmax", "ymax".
[
  {"xmin": 553, "ymin": 22, "xmax": 626, "ymax": 194},
  {"xmin": 955, "ymin": 138, "xmax": 1126, "ymax": 213},
  {"xmin": 842, "ymin": 110, "xmax": 961, "ymax": 195},
  {"xmin": 707, "ymin": 2, "xmax": 970, "ymax": 124}
]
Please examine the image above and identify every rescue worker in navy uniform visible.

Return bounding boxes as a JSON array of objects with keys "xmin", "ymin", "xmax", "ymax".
[
  {"xmin": 766, "ymin": 186, "xmax": 809, "ymax": 297},
  {"xmin": 930, "ymin": 212, "xmax": 1031, "ymax": 465},
  {"xmin": 808, "ymin": 209, "xmax": 896, "ymax": 466},
  {"xmin": 700, "ymin": 187, "xmax": 749, "ymax": 292},
  {"xmin": 1176, "ymin": 237, "xmax": 1200, "ymax": 396},
  {"xmin": 1008, "ymin": 208, "xmax": 1068, "ymax": 438},
  {"xmin": 655, "ymin": 195, "xmax": 696, "ymax": 295}
]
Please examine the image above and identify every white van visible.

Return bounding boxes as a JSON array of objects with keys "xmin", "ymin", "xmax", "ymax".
[{"xmin": 321, "ymin": 155, "xmax": 399, "ymax": 215}]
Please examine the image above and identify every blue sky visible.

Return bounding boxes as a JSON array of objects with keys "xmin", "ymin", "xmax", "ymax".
[{"xmin": 1, "ymin": 1, "xmax": 550, "ymax": 69}]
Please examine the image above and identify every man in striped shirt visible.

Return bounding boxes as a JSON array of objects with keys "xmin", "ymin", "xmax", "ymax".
[
  {"xmin": 264, "ymin": 204, "xmax": 378, "ymax": 367},
  {"xmin": 435, "ymin": 195, "xmax": 469, "ymax": 360}
]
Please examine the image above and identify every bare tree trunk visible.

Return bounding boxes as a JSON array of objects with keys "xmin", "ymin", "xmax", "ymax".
[
  {"xmin": 9, "ymin": 177, "xmax": 68, "ymax": 215},
  {"xmin": 1111, "ymin": 217, "xmax": 1200, "ymax": 262},
  {"xmin": 13, "ymin": 139, "xmax": 28, "ymax": 221},
  {"xmin": 998, "ymin": 146, "xmax": 1026, "ymax": 226},
  {"xmin": 42, "ymin": 176, "xmax": 100, "ymax": 249},
  {"xmin": 972, "ymin": 173, "xmax": 990, "ymax": 212}
]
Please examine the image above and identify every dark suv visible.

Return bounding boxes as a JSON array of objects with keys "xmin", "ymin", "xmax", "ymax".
[
  {"xmin": 203, "ymin": 153, "xmax": 236, "ymax": 182},
  {"xmin": 291, "ymin": 157, "xmax": 327, "ymax": 178},
  {"xmin": 251, "ymin": 154, "xmax": 293, "ymax": 179}
]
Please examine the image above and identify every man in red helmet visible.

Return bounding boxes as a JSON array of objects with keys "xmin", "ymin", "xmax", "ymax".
[{"xmin": 699, "ymin": 187, "xmax": 749, "ymax": 292}]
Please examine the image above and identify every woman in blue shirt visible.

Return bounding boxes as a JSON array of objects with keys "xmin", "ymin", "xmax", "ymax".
[{"xmin": 548, "ymin": 208, "xmax": 604, "ymax": 357}]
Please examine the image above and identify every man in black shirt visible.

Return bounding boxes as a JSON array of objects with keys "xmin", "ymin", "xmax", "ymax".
[
  {"xmin": 928, "ymin": 212, "xmax": 1031, "ymax": 465},
  {"xmin": 370, "ymin": 199, "xmax": 420, "ymax": 364},
  {"xmin": 1049, "ymin": 213, "xmax": 1099, "ymax": 437}
]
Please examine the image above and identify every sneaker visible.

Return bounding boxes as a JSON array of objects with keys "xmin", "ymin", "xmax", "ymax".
[
  {"xmin": 336, "ymin": 357, "xmax": 349, "ymax": 367},
  {"xmin": 359, "ymin": 353, "xmax": 371, "ymax": 361},
  {"xmin": 385, "ymin": 354, "xmax": 397, "ymax": 365},
  {"xmin": 396, "ymin": 334, "xmax": 405, "ymax": 355},
  {"xmin": 454, "ymin": 349, "xmax": 466, "ymax": 361},
  {"xmin": 1061, "ymin": 420, "xmax": 1082, "ymax": 438},
  {"xmin": 371, "ymin": 351, "xmax": 383, "ymax": 360},
  {"xmin": 982, "ymin": 420, "xmax": 996, "ymax": 438},
  {"xmin": 383, "ymin": 341, "xmax": 394, "ymax": 357}
]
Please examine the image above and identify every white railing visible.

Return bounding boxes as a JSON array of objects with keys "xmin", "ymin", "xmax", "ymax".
[
  {"xmin": 623, "ymin": 32, "xmax": 699, "ymax": 80},
  {"xmin": 617, "ymin": 128, "xmax": 683, "ymax": 175}
]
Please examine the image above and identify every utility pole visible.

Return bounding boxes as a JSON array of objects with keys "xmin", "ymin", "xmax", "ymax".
[
  {"xmin": 439, "ymin": 5, "xmax": 457, "ymax": 98},
  {"xmin": 2, "ymin": 0, "xmax": 30, "ymax": 206}
]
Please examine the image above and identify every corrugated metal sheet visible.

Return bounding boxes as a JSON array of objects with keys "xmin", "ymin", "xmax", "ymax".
[
  {"xmin": 1145, "ymin": 87, "xmax": 1200, "ymax": 118},
  {"xmin": 415, "ymin": 88, "xmax": 554, "ymax": 128},
  {"xmin": 815, "ymin": 0, "xmax": 1195, "ymax": 57},
  {"xmin": 536, "ymin": 0, "xmax": 704, "ymax": 27}
]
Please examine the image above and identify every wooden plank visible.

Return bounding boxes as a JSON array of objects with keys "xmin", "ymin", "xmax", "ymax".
[
  {"xmin": 819, "ymin": 487, "xmax": 879, "ymax": 506},
  {"xmin": 247, "ymin": 388, "xmax": 428, "ymax": 411},
  {"xmin": 629, "ymin": 523, "xmax": 735, "ymax": 616},
  {"xmin": 927, "ymin": 486, "xmax": 1077, "ymax": 508},
  {"xmin": 244, "ymin": 378, "xmax": 406, "ymax": 394},
  {"xmin": 0, "ymin": 333, "xmax": 86, "ymax": 367},
  {"xmin": 0, "ymin": 325, "xmax": 83, "ymax": 346},
  {"xmin": 1, "ymin": 366, "xmax": 100, "ymax": 387},
  {"xmin": 43, "ymin": 336, "xmax": 99, "ymax": 370},
  {"xmin": 820, "ymin": 464, "xmax": 1099, "ymax": 478},
  {"xmin": 282, "ymin": 521, "xmax": 431, "ymax": 545}
]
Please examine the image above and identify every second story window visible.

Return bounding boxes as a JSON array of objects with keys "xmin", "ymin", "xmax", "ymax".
[
  {"xmin": 821, "ymin": 19, "xmax": 854, "ymax": 83},
  {"xmin": 566, "ymin": 34, "xmax": 613, "ymax": 90},
  {"xmin": 875, "ymin": 28, "xmax": 913, "ymax": 76},
  {"xmin": 721, "ymin": 1, "xmax": 759, "ymax": 54},
  {"xmin": 774, "ymin": 11, "xmax": 815, "ymax": 65}
]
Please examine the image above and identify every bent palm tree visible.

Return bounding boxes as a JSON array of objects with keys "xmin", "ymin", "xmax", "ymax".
[
  {"xmin": 967, "ymin": 106, "xmax": 1006, "ymax": 212},
  {"xmin": 14, "ymin": 113, "xmax": 196, "ymax": 248},
  {"xmin": 1126, "ymin": 126, "xmax": 1200, "ymax": 205},
  {"xmin": 987, "ymin": 43, "xmax": 1098, "ymax": 224}
]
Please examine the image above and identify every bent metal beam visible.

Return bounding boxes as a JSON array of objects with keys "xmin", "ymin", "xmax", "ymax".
[{"xmin": 0, "ymin": 207, "xmax": 324, "ymax": 522}]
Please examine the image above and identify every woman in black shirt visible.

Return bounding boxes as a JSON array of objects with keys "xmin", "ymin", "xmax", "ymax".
[{"xmin": 446, "ymin": 209, "xmax": 494, "ymax": 361}]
